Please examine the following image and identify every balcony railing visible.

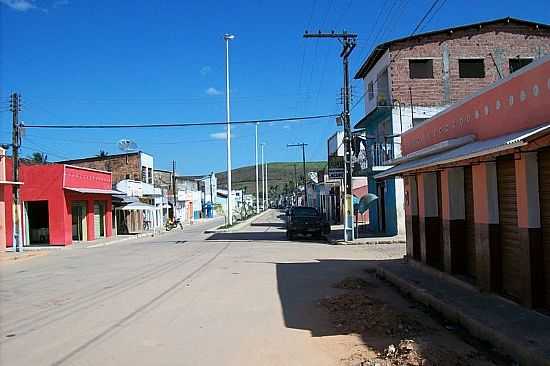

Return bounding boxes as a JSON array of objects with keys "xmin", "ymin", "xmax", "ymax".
[{"xmin": 352, "ymin": 141, "xmax": 396, "ymax": 174}]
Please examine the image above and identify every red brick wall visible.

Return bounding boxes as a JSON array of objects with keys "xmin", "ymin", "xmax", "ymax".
[
  {"xmin": 389, "ymin": 23, "xmax": 550, "ymax": 106},
  {"xmin": 63, "ymin": 153, "xmax": 141, "ymax": 186}
]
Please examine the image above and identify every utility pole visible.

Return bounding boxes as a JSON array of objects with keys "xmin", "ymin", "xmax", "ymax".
[
  {"xmin": 287, "ymin": 143, "xmax": 308, "ymax": 206},
  {"xmin": 304, "ymin": 30, "xmax": 357, "ymax": 241},
  {"xmin": 265, "ymin": 161, "xmax": 269, "ymax": 208},
  {"xmin": 10, "ymin": 92, "xmax": 22, "ymax": 252},
  {"xmin": 255, "ymin": 122, "xmax": 260, "ymax": 214},
  {"xmin": 172, "ymin": 160, "xmax": 177, "ymax": 220},
  {"xmin": 260, "ymin": 144, "xmax": 265, "ymax": 210},
  {"xmin": 224, "ymin": 33, "xmax": 235, "ymax": 226}
]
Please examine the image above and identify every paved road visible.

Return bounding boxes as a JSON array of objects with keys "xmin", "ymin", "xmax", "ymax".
[{"xmin": 0, "ymin": 210, "xmax": 405, "ymax": 366}]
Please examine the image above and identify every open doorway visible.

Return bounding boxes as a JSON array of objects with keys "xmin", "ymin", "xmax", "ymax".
[
  {"xmin": 71, "ymin": 201, "xmax": 87, "ymax": 241},
  {"xmin": 94, "ymin": 201, "xmax": 105, "ymax": 238},
  {"xmin": 25, "ymin": 201, "xmax": 49, "ymax": 245}
]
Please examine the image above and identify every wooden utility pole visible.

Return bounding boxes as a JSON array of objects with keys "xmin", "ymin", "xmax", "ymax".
[
  {"xmin": 304, "ymin": 31, "xmax": 357, "ymax": 241},
  {"xmin": 10, "ymin": 92, "xmax": 22, "ymax": 252}
]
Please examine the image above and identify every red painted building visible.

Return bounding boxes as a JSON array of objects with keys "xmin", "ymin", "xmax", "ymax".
[{"xmin": 4, "ymin": 160, "xmax": 118, "ymax": 247}]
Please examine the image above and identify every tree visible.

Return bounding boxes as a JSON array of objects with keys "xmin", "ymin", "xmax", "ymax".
[
  {"xmin": 30, "ymin": 152, "xmax": 47, "ymax": 163},
  {"xmin": 97, "ymin": 150, "xmax": 109, "ymax": 157}
]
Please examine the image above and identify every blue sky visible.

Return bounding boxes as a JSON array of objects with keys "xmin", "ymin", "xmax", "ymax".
[{"xmin": 1, "ymin": 0, "xmax": 549, "ymax": 174}]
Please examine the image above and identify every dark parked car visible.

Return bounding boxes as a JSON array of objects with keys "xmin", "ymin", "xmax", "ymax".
[{"xmin": 286, "ymin": 206, "xmax": 330, "ymax": 240}]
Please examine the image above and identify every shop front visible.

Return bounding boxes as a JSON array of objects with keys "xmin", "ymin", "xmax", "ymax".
[{"xmin": 5, "ymin": 162, "xmax": 117, "ymax": 247}]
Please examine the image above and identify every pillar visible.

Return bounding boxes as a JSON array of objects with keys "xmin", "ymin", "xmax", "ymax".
[
  {"xmin": 87, "ymin": 198, "xmax": 95, "ymax": 241},
  {"xmin": 440, "ymin": 167, "xmax": 466, "ymax": 274},
  {"xmin": 404, "ymin": 175, "xmax": 420, "ymax": 260},
  {"xmin": 515, "ymin": 152, "xmax": 543, "ymax": 307},
  {"xmin": 105, "ymin": 199, "xmax": 113, "ymax": 237},
  {"xmin": 472, "ymin": 162, "xmax": 500, "ymax": 292},
  {"xmin": 418, "ymin": 172, "xmax": 442, "ymax": 269}
]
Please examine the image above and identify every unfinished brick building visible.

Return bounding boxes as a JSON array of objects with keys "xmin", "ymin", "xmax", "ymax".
[{"xmin": 352, "ymin": 17, "xmax": 550, "ymax": 237}]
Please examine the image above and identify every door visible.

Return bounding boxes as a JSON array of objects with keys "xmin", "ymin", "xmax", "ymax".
[
  {"xmin": 463, "ymin": 167, "xmax": 476, "ymax": 280},
  {"xmin": 72, "ymin": 204, "xmax": 83, "ymax": 241},
  {"xmin": 497, "ymin": 156, "xmax": 521, "ymax": 301},
  {"xmin": 377, "ymin": 182, "xmax": 386, "ymax": 233},
  {"xmin": 538, "ymin": 149, "xmax": 550, "ymax": 309},
  {"xmin": 94, "ymin": 202, "xmax": 105, "ymax": 238}
]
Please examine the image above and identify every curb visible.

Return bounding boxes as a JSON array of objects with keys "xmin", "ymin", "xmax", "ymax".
[
  {"xmin": 376, "ymin": 264, "xmax": 550, "ymax": 366},
  {"xmin": 204, "ymin": 210, "xmax": 273, "ymax": 234},
  {"xmin": 0, "ymin": 251, "xmax": 49, "ymax": 264},
  {"xmin": 328, "ymin": 238, "xmax": 406, "ymax": 245}
]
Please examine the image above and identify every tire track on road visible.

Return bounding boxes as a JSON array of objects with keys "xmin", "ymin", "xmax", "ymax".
[
  {"xmin": 50, "ymin": 242, "xmax": 231, "ymax": 366},
  {"xmin": 1, "ymin": 244, "xmax": 214, "ymax": 339}
]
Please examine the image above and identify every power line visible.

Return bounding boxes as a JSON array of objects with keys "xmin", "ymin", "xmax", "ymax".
[
  {"xmin": 350, "ymin": 0, "xmax": 444, "ymax": 114},
  {"xmin": 22, "ymin": 113, "xmax": 338, "ymax": 129}
]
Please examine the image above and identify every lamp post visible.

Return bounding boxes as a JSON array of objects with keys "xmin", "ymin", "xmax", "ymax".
[
  {"xmin": 261, "ymin": 143, "xmax": 265, "ymax": 210},
  {"xmin": 255, "ymin": 122, "xmax": 260, "ymax": 214},
  {"xmin": 224, "ymin": 33, "xmax": 235, "ymax": 225}
]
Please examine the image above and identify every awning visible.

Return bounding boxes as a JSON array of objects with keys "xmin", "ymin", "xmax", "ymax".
[
  {"xmin": 376, "ymin": 123, "xmax": 550, "ymax": 179},
  {"xmin": 65, "ymin": 187, "xmax": 123, "ymax": 195},
  {"xmin": 116, "ymin": 201, "xmax": 157, "ymax": 211}
]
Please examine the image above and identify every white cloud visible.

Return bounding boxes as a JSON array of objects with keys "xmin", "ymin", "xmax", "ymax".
[
  {"xmin": 0, "ymin": 0, "xmax": 36, "ymax": 11},
  {"xmin": 200, "ymin": 66, "xmax": 212, "ymax": 76},
  {"xmin": 205, "ymin": 87, "xmax": 222, "ymax": 96},
  {"xmin": 210, "ymin": 132, "xmax": 228, "ymax": 140}
]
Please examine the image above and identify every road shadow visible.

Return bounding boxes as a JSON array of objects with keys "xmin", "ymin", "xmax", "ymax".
[
  {"xmin": 205, "ymin": 231, "xmax": 331, "ymax": 244},
  {"xmin": 250, "ymin": 222, "xmax": 286, "ymax": 228},
  {"xmin": 275, "ymin": 258, "xmax": 507, "ymax": 365}
]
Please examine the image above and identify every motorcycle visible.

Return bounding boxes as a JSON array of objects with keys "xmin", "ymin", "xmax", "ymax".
[{"xmin": 165, "ymin": 218, "xmax": 184, "ymax": 231}]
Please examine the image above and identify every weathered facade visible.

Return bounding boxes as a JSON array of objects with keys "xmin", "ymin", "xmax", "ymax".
[
  {"xmin": 353, "ymin": 17, "xmax": 550, "ymax": 237},
  {"xmin": 378, "ymin": 55, "xmax": 550, "ymax": 310}
]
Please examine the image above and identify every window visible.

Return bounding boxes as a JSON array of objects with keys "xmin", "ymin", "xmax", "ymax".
[
  {"xmin": 459, "ymin": 59, "xmax": 485, "ymax": 78},
  {"xmin": 409, "ymin": 59, "xmax": 434, "ymax": 79},
  {"xmin": 125, "ymin": 174, "xmax": 130, "ymax": 180},
  {"xmin": 141, "ymin": 166, "xmax": 147, "ymax": 182},
  {"xmin": 148, "ymin": 168, "xmax": 153, "ymax": 184},
  {"xmin": 367, "ymin": 81, "xmax": 374, "ymax": 100},
  {"xmin": 509, "ymin": 58, "xmax": 532, "ymax": 73}
]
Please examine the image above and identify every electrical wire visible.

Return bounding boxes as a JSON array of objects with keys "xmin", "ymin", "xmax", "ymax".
[{"xmin": 22, "ymin": 113, "xmax": 338, "ymax": 129}]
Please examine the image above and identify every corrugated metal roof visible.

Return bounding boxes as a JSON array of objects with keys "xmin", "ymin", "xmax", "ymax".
[
  {"xmin": 375, "ymin": 124, "xmax": 550, "ymax": 179},
  {"xmin": 65, "ymin": 187, "xmax": 123, "ymax": 195}
]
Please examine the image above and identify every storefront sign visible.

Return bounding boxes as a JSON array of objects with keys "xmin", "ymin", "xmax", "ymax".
[{"xmin": 328, "ymin": 155, "xmax": 344, "ymax": 179}]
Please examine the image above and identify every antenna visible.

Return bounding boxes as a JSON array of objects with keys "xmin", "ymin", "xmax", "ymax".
[{"xmin": 117, "ymin": 139, "xmax": 138, "ymax": 152}]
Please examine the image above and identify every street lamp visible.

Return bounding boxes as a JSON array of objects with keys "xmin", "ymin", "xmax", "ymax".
[
  {"xmin": 255, "ymin": 122, "xmax": 260, "ymax": 214},
  {"xmin": 224, "ymin": 33, "xmax": 235, "ymax": 225}
]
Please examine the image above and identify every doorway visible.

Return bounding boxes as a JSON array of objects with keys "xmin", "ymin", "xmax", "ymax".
[
  {"xmin": 94, "ymin": 201, "xmax": 105, "ymax": 238},
  {"xmin": 25, "ymin": 201, "xmax": 50, "ymax": 245},
  {"xmin": 71, "ymin": 201, "xmax": 87, "ymax": 241}
]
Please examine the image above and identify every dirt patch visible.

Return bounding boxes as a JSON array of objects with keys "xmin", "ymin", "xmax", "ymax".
[
  {"xmin": 334, "ymin": 277, "xmax": 377, "ymax": 290},
  {"xmin": 321, "ymin": 274, "xmax": 509, "ymax": 366}
]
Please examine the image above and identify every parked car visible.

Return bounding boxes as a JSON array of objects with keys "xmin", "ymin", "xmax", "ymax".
[{"xmin": 286, "ymin": 206, "xmax": 330, "ymax": 240}]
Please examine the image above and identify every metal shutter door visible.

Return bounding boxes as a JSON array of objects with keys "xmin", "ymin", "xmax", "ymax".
[
  {"xmin": 463, "ymin": 166, "xmax": 476, "ymax": 280},
  {"xmin": 538, "ymin": 149, "xmax": 550, "ymax": 308},
  {"xmin": 497, "ymin": 157, "xmax": 521, "ymax": 301}
]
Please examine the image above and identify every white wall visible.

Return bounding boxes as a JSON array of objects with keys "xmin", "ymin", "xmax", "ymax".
[
  {"xmin": 140, "ymin": 152, "xmax": 154, "ymax": 185},
  {"xmin": 363, "ymin": 50, "xmax": 391, "ymax": 116},
  {"xmin": 395, "ymin": 177, "xmax": 406, "ymax": 236},
  {"xmin": 327, "ymin": 131, "xmax": 344, "ymax": 156},
  {"xmin": 390, "ymin": 105, "xmax": 446, "ymax": 158}
]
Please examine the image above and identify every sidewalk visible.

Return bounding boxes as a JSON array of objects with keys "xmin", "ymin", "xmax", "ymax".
[
  {"xmin": 0, "ymin": 250, "xmax": 49, "ymax": 264},
  {"xmin": 377, "ymin": 259, "xmax": 550, "ymax": 366},
  {"xmin": 327, "ymin": 223, "xmax": 406, "ymax": 245}
]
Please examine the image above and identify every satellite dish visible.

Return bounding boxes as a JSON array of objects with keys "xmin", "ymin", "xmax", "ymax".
[{"xmin": 117, "ymin": 139, "xmax": 138, "ymax": 152}]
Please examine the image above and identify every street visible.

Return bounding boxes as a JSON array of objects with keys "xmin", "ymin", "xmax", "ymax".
[{"xmin": 1, "ymin": 210, "xmax": 405, "ymax": 366}]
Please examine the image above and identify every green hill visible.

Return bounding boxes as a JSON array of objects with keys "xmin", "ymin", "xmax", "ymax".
[{"xmin": 216, "ymin": 161, "xmax": 327, "ymax": 196}]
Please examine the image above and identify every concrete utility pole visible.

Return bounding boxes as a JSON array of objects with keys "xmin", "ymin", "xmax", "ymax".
[
  {"xmin": 265, "ymin": 161, "xmax": 269, "ymax": 208},
  {"xmin": 261, "ymin": 143, "xmax": 265, "ymax": 210},
  {"xmin": 287, "ymin": 143, "xmax": 308, "ymax": 206},
  {"xmin": 304, "ymin": 30, "xmax": 357, "ymax": 241},
  {"xmin": 10, "ymin": 92, "xmax": 22, "ymax": 252},
  {"xmin": 224, "ymin": 33, "xmax": 235, "ymax": 225},
  {"xmin": 255, "ymin": 122, "xmax": 260, "ymax": 214},
  {"xmin": 172, "ymin": 160, "xmax": 177, "ymax": 219}
]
